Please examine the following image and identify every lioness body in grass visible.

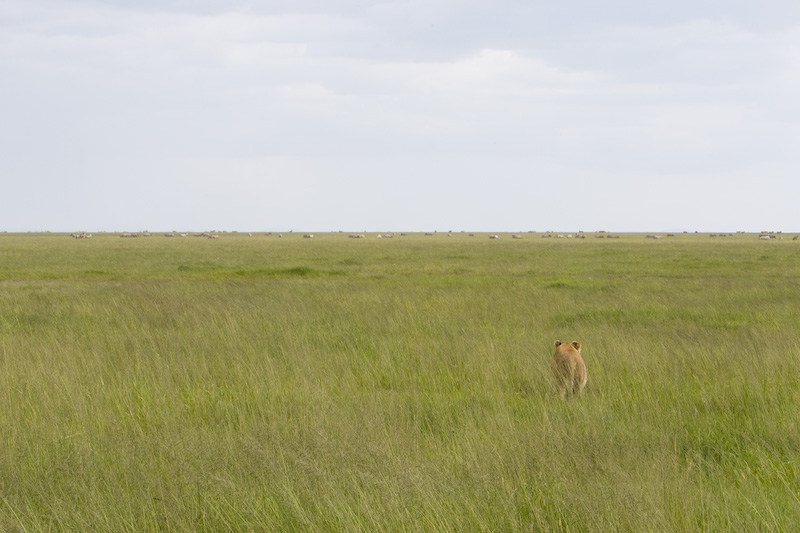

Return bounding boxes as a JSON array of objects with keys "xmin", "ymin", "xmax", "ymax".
[{"xmin": 552, "ymin": 341, "xmax": 587, "ymax": 397}]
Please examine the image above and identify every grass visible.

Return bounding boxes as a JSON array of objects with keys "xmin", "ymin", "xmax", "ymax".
[{"xmin": 1, "ymin": 231, "xmax": 800, "ymax": 530}]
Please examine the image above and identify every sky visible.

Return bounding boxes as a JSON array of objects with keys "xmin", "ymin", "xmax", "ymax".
[{"xmin": 2, "ymin": 0, "xmax": 800, "ymax": 232}]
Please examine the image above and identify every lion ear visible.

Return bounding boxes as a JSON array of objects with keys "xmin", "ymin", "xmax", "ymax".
[
  {"xmin": 554, "ymin": 340, "xmax": 562, "ymax": 347},
  {"xmin": 571, "ymin": 341, "xmax": 581, "ymax": 351}
]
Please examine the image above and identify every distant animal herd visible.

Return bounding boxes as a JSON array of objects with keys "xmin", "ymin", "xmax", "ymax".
[{"xmin": 67, "ymin": 230, "xmax": 797, "ymax": 240}]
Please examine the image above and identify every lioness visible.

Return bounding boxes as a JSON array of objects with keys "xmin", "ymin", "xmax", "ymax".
[{"xmin": 552, "ymin": 340, "xmax": 587, "ymax": 397}]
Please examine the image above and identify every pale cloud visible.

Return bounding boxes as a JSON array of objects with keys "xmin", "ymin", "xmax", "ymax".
[
  {"xmin": 645, "ymin": 104, "xmax": 745, "ymax": 151},
  {"xmin": 220, "ymin": 41, "xmax": 309, "ymax": 69},
  {"xmin": 772, "ymin": 28, "xmax": 800, "ymax": 92},
  {"xmin": 376, "ymin": 49, "xmax": 595, "ymax": 98},
  {"xmin": 279, "ymin": 82, "xmax": 352, "ymax": 103}
]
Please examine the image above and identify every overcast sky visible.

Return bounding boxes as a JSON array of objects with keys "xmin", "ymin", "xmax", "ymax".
[{"xmin": 2, "ymin": 0, "xmax": 799, "ymax": 232}]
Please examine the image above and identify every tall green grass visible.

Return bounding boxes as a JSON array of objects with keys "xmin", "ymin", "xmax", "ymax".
[{"xmin": 1, "ymin": 232, "xmax": 799, "ymax": 530}]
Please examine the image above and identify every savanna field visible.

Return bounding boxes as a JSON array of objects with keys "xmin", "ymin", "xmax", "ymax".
[{"xmin": 1, "ymin": 231, "xmax": 800, "ymax": 531}]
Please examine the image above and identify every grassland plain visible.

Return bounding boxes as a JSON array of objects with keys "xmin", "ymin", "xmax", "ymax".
[{"xmin": 1, "ymin": 231, "xmax": 800, "ymax": 531}]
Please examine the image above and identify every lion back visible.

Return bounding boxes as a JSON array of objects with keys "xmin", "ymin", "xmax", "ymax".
[{"xmin": 552, "ymin": 340, "xmax": 587, "ymax": 396}]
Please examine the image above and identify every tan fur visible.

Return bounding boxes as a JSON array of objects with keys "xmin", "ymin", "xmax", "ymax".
[{"xmin": 552, "ymin": 340, "xmax": 587, "ymax": 398}]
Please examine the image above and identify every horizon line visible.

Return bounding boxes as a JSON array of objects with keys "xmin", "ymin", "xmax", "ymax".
[{"xmin": 3, "ymin": 229, "xmax": 796, "ymax": 235}]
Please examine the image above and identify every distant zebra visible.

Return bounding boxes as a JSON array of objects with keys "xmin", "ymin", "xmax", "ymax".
[
  {"xmin": 489, "ymin": 235, "xmax": 500, "ymax": 239},
  {"xmin": 512, "ymin": 234, "xmax": 523, "ymax": 239},
  {"xmin": 349, "ymin": 234, "xmax": 365, "ymax": 239},
  {"xmin": 303, "ymin": 234, "xmax": 314, "ymax": 239}
]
